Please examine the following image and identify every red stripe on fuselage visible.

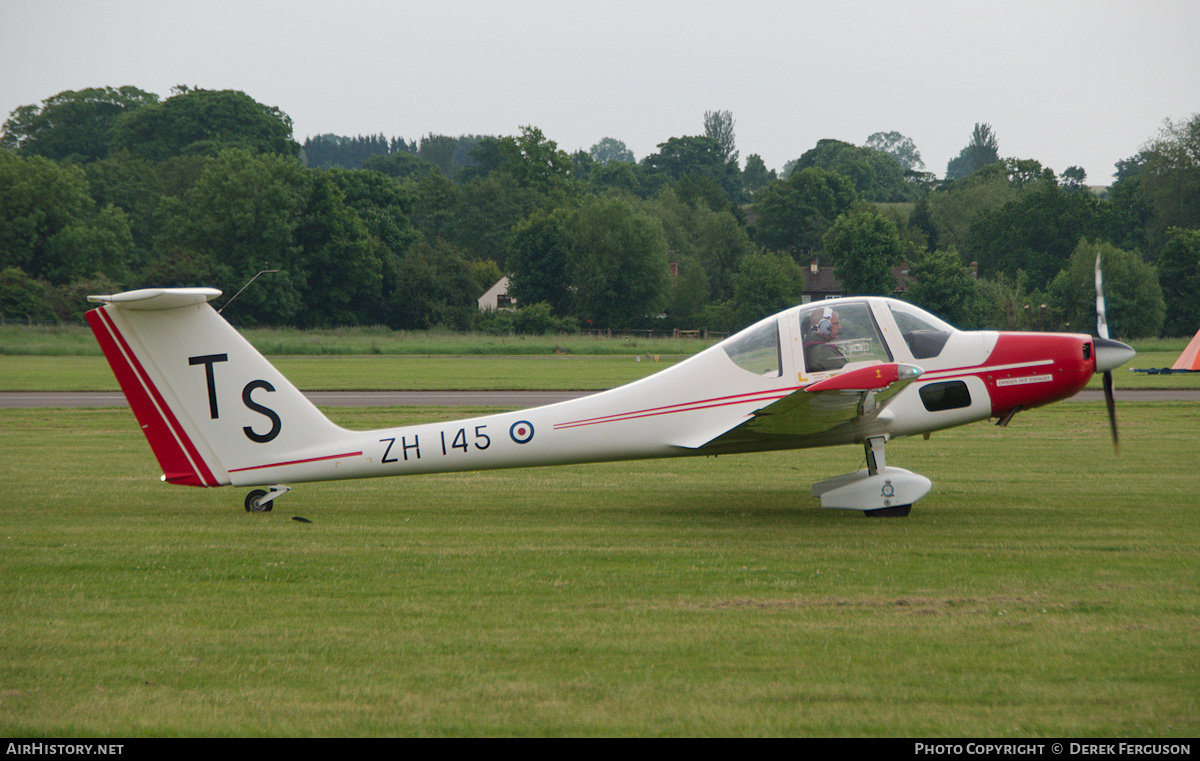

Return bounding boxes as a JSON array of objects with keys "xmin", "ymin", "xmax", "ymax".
[
  {"xmin": 553, "ymin": 388, "xmax": 798, "ymax": 431},
  {"xmin": 86, "ymin": 307, "xmax": 219, "ymax": 487},
  {"xmin": 228, "ymin": 451, "xmax": 363, "ymax": 474}
]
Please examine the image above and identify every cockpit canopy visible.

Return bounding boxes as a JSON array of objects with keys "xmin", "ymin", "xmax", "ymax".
[{"xmin": 722, "ymin": 297, "xmax": 959, "ymax": 379}]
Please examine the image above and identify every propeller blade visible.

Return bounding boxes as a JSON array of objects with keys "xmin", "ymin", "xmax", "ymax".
[
  {"xmin": 1094, "ymin": 253, "xmax": 1132, "ymax": 454},
  {"xmin": 1102, "ymin": 370, "xmax": 1119, "ymax": 453},
  {"xmin": 1095, "ymin": 252, "xmax": 1110, "ymax": 340}
]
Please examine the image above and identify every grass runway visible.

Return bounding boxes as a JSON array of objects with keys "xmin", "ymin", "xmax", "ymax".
[{"xmin": 1, "ymin": 401, "xmax": 1197, "ymax": 736}]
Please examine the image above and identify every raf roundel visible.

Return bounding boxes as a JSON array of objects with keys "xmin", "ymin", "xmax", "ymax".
[{"xmin": 509, "ymin": 420, "xmax": 535, "ymax": 444}]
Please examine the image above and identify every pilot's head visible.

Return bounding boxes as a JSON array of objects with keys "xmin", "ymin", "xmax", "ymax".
[{"xmin": 811, "ymin": 307, "xmax": 840, "ymax": 340}]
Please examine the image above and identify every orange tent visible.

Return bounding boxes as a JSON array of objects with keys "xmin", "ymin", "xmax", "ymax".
[{"xmin": 1172, "ymin": 328, "xmax": 1200, "ymax": 371}]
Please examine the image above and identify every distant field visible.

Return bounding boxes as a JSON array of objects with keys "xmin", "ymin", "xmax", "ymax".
[
  {"xmin": 0, "ymin": 323, "xmax": 719, "ymax": 357},
  {"xmin": 1, "ymin": 403, "xmax": 1196, "ymax": 736},
  {"xmin": 0, "ymin": 354, "xmax": 687, "ymax": 392},
  {"xmin": 2, "ymin": 348, "xmax": 1195, "ymax": 392}
]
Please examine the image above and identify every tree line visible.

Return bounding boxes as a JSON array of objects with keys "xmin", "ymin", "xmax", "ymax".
[{"xmin": 2, "ymin": 86, "xmax": 1197, "ymax": 338}]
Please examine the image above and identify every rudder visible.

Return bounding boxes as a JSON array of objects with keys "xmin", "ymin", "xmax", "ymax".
[{"xmin": 87, "ymin": 288, "xmax": 351, "ymax": 487}]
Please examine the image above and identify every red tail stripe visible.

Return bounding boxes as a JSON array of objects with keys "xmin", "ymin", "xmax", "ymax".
[
  {"xmin": 86, "ymin": 307, "xmax": 219, "ymax": 487},
  {"xmin": 228, "ymin": 451, "xmax": 363, "ymax": 474}
]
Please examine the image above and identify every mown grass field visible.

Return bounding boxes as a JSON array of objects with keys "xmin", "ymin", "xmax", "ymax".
[
  {"xmin": 1, "ymin": 401, "xmax": 1197, "ymax": 737},
  {"xmin": 0, "ymin": 323, "xmax": 720, "ymax": 357},
  {"xmin": 2, "ymin": 350, "xmax": 1197, "ymax": 393}
]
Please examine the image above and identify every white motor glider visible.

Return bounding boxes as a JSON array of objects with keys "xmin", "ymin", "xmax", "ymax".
[{"xmin": 86, "ymin": 285, "xmax": 1134, "ymax": 516}]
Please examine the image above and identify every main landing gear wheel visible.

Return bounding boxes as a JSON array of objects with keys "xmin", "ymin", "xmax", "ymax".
[
  {"xmin": 245, "ymin": 489, "xmax": 272, "ymax": 512},
  {"xmin": 865, "ymin": 504, "xmax": 912, "ymax": 518}
]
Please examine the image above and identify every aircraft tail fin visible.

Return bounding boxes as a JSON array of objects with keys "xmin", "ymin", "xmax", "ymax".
[{"xmin": 86, "ymin": 288, "xmax": 351, "ymax": 487}]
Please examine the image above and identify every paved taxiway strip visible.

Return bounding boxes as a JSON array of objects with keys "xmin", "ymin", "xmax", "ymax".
[{"xmin": 2, "ymin": 389, "xmax": 1197, "ymax": 409}]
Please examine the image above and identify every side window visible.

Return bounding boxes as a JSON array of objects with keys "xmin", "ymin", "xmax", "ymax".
[
  {"xmin": 888, "ymin": 302, "xmax": 954, "ymax": 360},
  {"xmin": 919, "ymin": 381, "xmax": 972, "ymax": 411},
  {"xmin": 722, "ymin": 319, "xmax": 781, "ymax": 377},
  {"xmin": 798, "ymin": 302, "xmax": 890, "ymax": 373}
]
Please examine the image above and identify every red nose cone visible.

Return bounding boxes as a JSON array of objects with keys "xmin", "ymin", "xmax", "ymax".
[{"xmin": 984, "ymin": 333, "xmax": 1096, "ymax": 418}]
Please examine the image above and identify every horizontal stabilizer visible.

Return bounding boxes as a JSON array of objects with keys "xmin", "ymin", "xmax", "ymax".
[{"xmin": 88, "ymin": 288, "xmax": 222, "ymax": 311}]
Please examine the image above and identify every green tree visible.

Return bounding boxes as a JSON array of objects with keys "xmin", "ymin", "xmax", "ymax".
[
  {"xmin": 302, "ymin": 133, "xmax": 403, "ymax": 170},
  {"xmin": 1, "ymin": 86, "xmax": 159, "ymax": 162},
  {"xmin": 731, "ymin": 250, "xmax": 805, "ymax": 328},
  {"xmin": 496, "ymin": 126, "xmax": 573, "ymax": 193},
  {"xmin": 42, "ymin": 203, "xmax": 134, "ymax": 285},
  {"xmin": 506, "ymin": 206, "xmax": 576, "ymax": 315},
  {"xmin": 450, "ymin": 172, "xmax": 548, "ymax": 266},
  {"xmin": 975, "ymin": 272, "xmax": 1051, "ymax": 331},
  {"xmin": 1106, "ymin": 153, "xmax": 1153, "ymax": 253},
  {"xmin": 44, "ymin": 273, "xmax": 124, "ymax": 324},
  {"xmin": 85, "ymin": 153, "xmax": 176, "ymax": 255},
  {"xmin": 0, "ymin": 267, "xmax": 51, "ymax": 321},
  {"xmin": 1134, "ymin": 114, "xmax": 1200, "ymax": 256},
  {"xmin": 741, "ymin": 154, "xmax": 772, "ymax": 193},
  {"xmin": 641, "ymin": 135, "xmax": 742, "ymax": 201},
  {"xmin": 790, "ymin": 139, "xmax": 911, "ymax": 202},
  {"xmin": 386, "ymin": 238, "xmax": 477, "ymax": 330},
  {"xmin": 361, "ymin": 150, "xmax": 438, "ymax": 180},
  {"xmin": 864, "ymin": 131, "xmax": 925, "ymax": 172},
  {"xmin": 965, "ymin": 179, "xmax": 1104, "ymax": 290},
  {"xmin": 324, "ymin": 168, "xmax": 419, "ymax": 258},
  {"xmin": 703, "ymin": 110, "xmax": 738, "ymax": 166},
  {"xmin": 1047, "ymin": 240, "xmax": 1164, "ymax": 338},
  {"xmin": 457, "ymin": 137, "xmax": 506, "ymax": 183},
  {"xmin": 904, "ymin": 247, "xmax": 984, "ymax": 328},
  {"xmin": 1060, "ymin": 165, "xmax": 1088, "ymax": 194},
  {"xmin": 693, "ymin": 205, "xmax": 755, "ymax": 301},
  {"xmin": 1156, "ymin": 227, "xmax": 1200, "ymax": 336},
  {"xmin": 644, "ymin": 185, "xmax": 753, "ymax": 303},
  {"xmin": 408, "ymin": 170, "xmax": 460, "ymax": 242},
  {"xmin": 0, "ymin": 152, "xmax": 93, "ymax": 277},
  {"xmin": 945, "ymin": 123, "xmax": 1000, "ymax": 180},
  {"xmin": 822, "ymin": 210, "xmax": 910, "ymax": 296},
  {"xmin": 292, "ymin": 173, "xmax": 386, "ymax": 326},
  {"xmin": 589, "ymin": 160, "xmax": 647, "ymax": 197},
  {"xmin": 752, "ymin": 167, "xmax": 858, "ymax": 259},
  {"xmin": 109, "ymin": 88, "xmax": 300, "ymax": 160},
  {"xmin": 666, "ymin": 259, "xmax": 712, "ymax": 326},
  {"xmin": 589, "ymin": 137, "xmax": 634, "ymax": 166},
  {"xmin": 418, "ymin": 134, "xmax": 461, "ymax": 177},
  {"xmin": 922, "ymin": 163, "xmax": 1018, "ymax": 253},
  {"xmin": 0, "ymin": 151, "xmax": 132, "ymax": 284},
  {"xmin": 323, "ymin": 169, "xmax": 419, "ymax": 321},
  {"xmin": 564, "ymin": 196, "xmax": 669, "ymax": 328},
  {"xmin": 468, "ymin": 259, "xmax": 504, "ymax": 302},
  {"xmin": 570, "ymin": 149, "xmax": 597, "ymax": 183},
  {"xmin": 160, "ymin": 148, "xmax": 308, "ymax": 325}
]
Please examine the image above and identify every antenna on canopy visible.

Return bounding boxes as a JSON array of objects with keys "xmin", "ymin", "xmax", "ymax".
[{"xmin": 219, "ymin": 268, "xmax": 279, "ymax": 314}]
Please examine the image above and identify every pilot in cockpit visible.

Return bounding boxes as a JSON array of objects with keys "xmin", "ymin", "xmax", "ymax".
[{"xmin": 802, "ymin": 306, "xmax": 847, "ymax": 372}]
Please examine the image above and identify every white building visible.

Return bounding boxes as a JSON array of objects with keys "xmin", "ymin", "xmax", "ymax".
[{"xmin": 478, "ymin": 277, "xmax": 515, "ymax": 311}]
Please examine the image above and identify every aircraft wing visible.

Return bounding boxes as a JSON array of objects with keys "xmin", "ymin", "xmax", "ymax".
[{"xmin": 691, "ymin": 363, "xmax": 923, "ymax": 451}]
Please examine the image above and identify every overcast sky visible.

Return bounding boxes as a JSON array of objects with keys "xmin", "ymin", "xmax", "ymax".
[{"xmin": 2, "ymin": 0, "xmax": 1198, "ymax": 183}]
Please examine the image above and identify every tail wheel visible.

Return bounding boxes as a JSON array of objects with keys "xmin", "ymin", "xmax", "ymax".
[{"xmin": 244, "ymin": 489, "xmax": 272, "ymax": 512}]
